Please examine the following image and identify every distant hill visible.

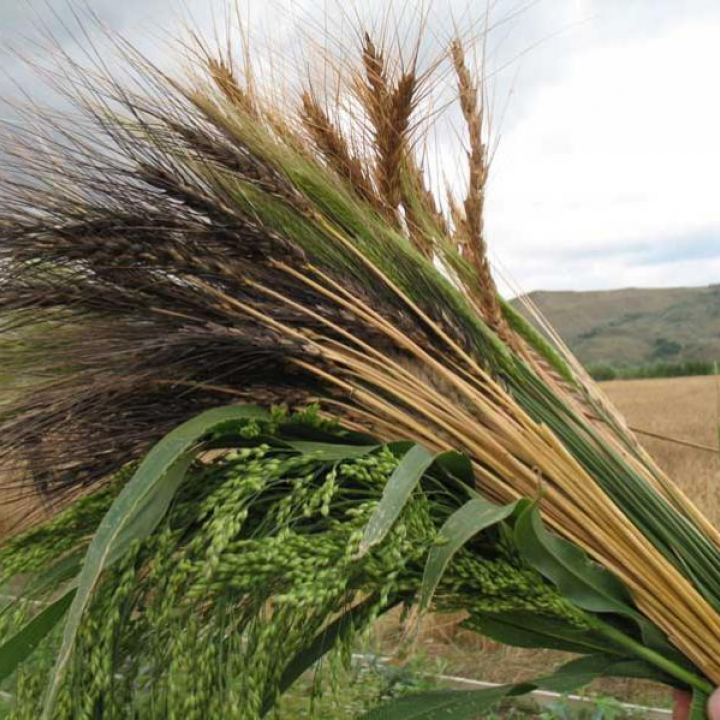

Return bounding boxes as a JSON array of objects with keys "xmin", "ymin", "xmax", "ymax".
[{"xmin": 512, "ymin": 285, "xmax": 720, "ymax": 369}]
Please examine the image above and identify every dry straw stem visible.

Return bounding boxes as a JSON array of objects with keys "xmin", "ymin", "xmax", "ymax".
[
  {"xmin": 513, "ymin": 283, "xmax": 720, "ymax": 548},
  {"xmin": 275, "ymin": 260, "xmax": 720, "ymax": 680},
  {"xmin": 3, "ymin": 5, "xmax": 720, "ymax": 687}
]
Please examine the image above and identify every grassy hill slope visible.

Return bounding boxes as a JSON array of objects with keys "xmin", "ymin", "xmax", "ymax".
[{"xmin": 513, "ymin": 284, "xmax": 720, "ymax": 368}]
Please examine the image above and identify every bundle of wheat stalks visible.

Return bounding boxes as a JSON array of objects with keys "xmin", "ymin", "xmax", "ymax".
[{"xmin": 0, "ymin": 7, "xmax": 718, "ymax": 719}]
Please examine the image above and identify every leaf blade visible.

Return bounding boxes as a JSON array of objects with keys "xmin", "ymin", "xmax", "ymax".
[
  {"xmin": 514, "ymin": 504, "xmax": 634, "ymax": 615},
  {"xmin": 0, "ymin": 589, "xmax": 75, "ymax": 684},
  {"xmin": 284, "ymin": 441, "xmax": 378, "ymax": 460},
  {"xmin": 471, "ymin": 611, "xmax": 622, "ymax": 656},
  {"xmin": 513, "ymin": 504, "xmax": 691, "ymax": 663},
  {"xmin": 535, "ymin": 654, "xmax": 675, "ymax": 693},
  {"xmin": 358, "ymin": 444, "xmax": 435, "ymax": 556},
  {"xmin": 360, "ymin": 651, "xmax": 675, "ymax": 719},
  {"xmin": 359, "ymin": 684, "xmax": 526, "ymax": 720},
  {"xmin": 420, "ymin": 497, "xmax": 517, "ymax": 611}
]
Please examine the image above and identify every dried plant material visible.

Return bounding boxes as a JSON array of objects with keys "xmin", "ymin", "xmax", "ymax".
[{"xmin": 1, "ymin": 8, "xmax": 720, "ymax": 717}]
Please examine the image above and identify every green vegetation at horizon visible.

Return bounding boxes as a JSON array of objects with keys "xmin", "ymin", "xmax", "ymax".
[{"xmin": 588, "ymin": 359, "xmax": 718, "ymax": 382}]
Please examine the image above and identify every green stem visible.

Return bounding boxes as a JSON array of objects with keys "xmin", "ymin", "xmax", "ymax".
[{"xmin": 592, "ymin": 617, "xmax": 714, "ymax": 695}]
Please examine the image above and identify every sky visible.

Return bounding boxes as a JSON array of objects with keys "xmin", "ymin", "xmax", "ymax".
[{"xmin": 1, "ymin": 1, "xmax": 719, "ymax": 294}]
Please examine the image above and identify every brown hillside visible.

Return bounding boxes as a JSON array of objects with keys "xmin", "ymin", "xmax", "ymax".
[{"xmin": 513, "ymin": 284, "xmax": 720, "ymax": 367}]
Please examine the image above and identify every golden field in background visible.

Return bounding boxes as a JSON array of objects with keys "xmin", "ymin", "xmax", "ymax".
[{"xmin": 602, "ymin": 375, "xmax": 720, "ymax": 529}]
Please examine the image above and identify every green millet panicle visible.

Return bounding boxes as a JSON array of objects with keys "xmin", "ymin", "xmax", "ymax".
[
  {"xmin": 4, "ymin": 438, "xmax": 590, "ymax": 719},
  {"xmin": 435, "ymin": 553, "xmax": 590, "ymax": 627},
  {"xmin": 0, "ymin": 465, "xmax": 132, "ymax": 584}
]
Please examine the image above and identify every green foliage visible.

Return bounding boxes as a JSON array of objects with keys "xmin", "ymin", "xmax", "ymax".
[
  {"xmin": 0, "ymin": 592, "xmax": 75, "ymax": 685},
  {"xmin": 650, "ymin": 338, "xmax": 682, "ymax": 361},
  {"xmin": 278, "ymin": 653, "xmax": 445, "ymax": 719},
  {"xmin": 537, "ymin": 693, "xmax": 643, "ymax": 720},
  {"xmin": 360, "ymin": 684, "xmax": 526, "ymax": 720},
  {"xmin": 514, "ymin": 505, "xmax": 636, "ymax": 617},
  {"xmin": 0, "ymin": 471, "xmax": 131, "ymax": 582},
  {"xmin": 512, "ymin": 502, "xmax": 702, "ymax": 686},
  {"xmin": 361, "ymin": 649, "xmax": 671, "ymax": 720},
  {"xmin": 358, "ymin": 444, "xmax": 436, "ymax": 556},
  {"xmin": 420, "ymin": 496, "xmax": 518, "ymax": 612},
  {"xmin": 586, "ymin": 364, "xmax": 618, "ymax": 381},
  {"xmin": 1, "ymin": 409, "xmax": 712, "ymax": 719},
  {"xmin": 361, "ymin": 653, "xmax": 670, "ymax": 720},
  {"xmin": 279, "ymin": 658, "xmax": 646, "ymax": 720},
  {"xmin": 2, "ymin": 415, "xmax": 593, "ymax": 719},
  {"xmin": 43, "ymin": 405, "xmax": 272, "ymax": 718},
  {"xmin": 587, "ymin": 360, "xmax": 718, "ymax": 381},
  {"xmin": 366, "ymin": 498, "xmax": 711, "ymax": 718}
]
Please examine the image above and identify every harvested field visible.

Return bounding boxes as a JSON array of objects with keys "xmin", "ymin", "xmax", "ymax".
[{"xmin": 602, "ymin": 375, "xmax": 720, "ymax": 528}]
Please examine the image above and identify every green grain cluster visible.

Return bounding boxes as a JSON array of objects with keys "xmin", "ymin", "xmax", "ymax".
[{"xmin": 1, "ymin": 432, "xmax": 584, "ymax": 719}]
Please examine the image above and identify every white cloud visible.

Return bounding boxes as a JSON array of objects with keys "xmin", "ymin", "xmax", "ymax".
[{"xmin": 486, "ymin": 14, "xmax": 720, "ymax": 291}]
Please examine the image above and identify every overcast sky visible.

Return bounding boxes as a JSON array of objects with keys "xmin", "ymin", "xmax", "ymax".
[{"xmin": 1, "ymin": 1, "xmax": 719, "ymax": 294}]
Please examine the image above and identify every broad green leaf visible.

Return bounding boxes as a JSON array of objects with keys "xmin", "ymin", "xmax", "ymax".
[
  {"xmin": 472, "ymin": 611, "xmax": 622, "ymax": 655},
  {"xmin": 600, "ymin": 658, "xmax": 677, "ymax": 686},
  {"xmin": 42, "ymin": 404, "xmax": 270, "ymax": 719},
  {"xmin": 420, "ymin": 497, "xmax": 517, "ymax": 611},
  {"xmin": 514, "ymin": 504, "xmax": 633, "ymax": 615},
  {"xmin": 284, "ymin": 441, "xmax": 378, "ymax": 460},
  {"xmin": 358, "ymin": 444, "xmax": 435, "ymax": 556},
  {"xmin": 535, "ymin": 654, "xmax": 674, "ymax": 693},
  {"xmin": 361, "ymin": 651, "xmax": 675, "ymax": 720},
  {"xmin": 513, "ymin": 504, "xmax": 691, "ymax": 665},
  {"xmin": 433, "ymin": 451, "xmax": 474, "ymax": 485},
  {"xmin": 359, "ymin": 684, "xmax": 529, "ymax": 720},
  {"xmin": 385, "ymin": 439, "xmax": 415, "ymax": 455},
  {"xmin": 535, "ymin": 655, "xmax": 618, "ymax": 694},
  {"xmin": 0, "ymin": 589, "xmax": 75, "ymax": 683}
]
